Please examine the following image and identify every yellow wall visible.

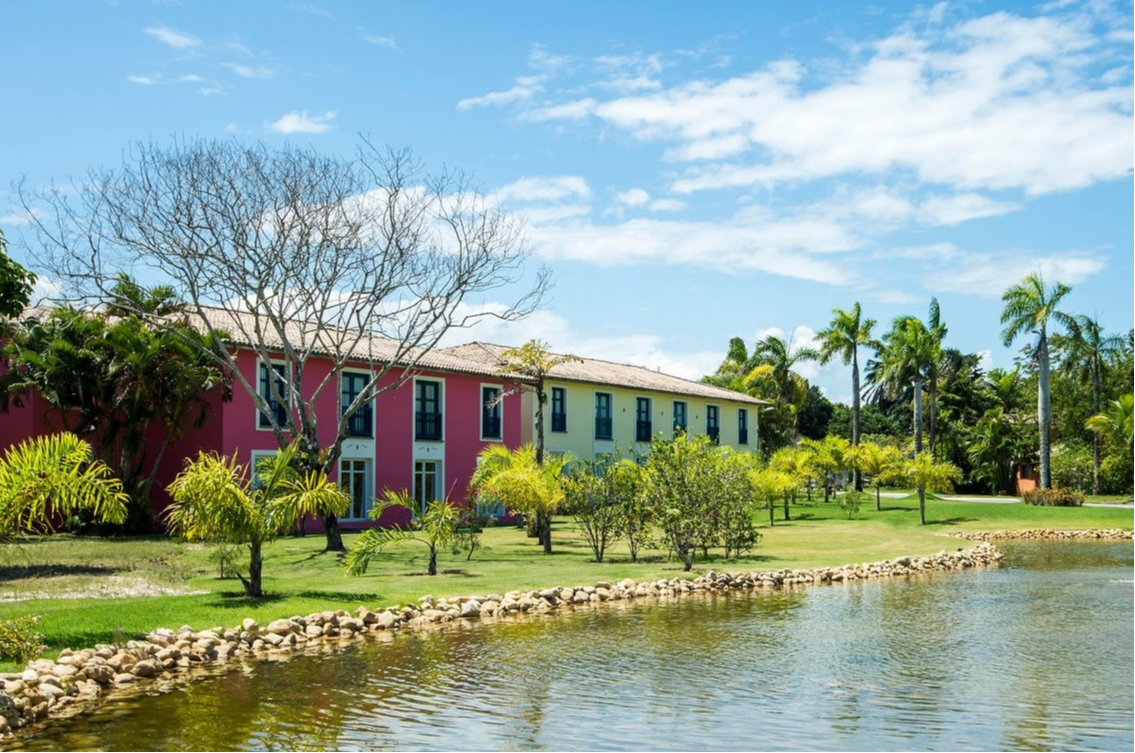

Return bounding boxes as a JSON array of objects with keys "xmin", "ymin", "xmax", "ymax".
[{"xmin": 530, "ymin": 381, "xmax": 758, "ymax": 461}]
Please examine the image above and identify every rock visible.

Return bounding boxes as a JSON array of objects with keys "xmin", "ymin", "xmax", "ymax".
[
  {"xmin": 113, "ymin": 673, "xmax": 136, "ymax": 685},
  {"xmin": 38, "ymin": 683, "xmax": 66, "ymax": 700},
  {"xmin": 460, "ymin": 600, "xmax": 481, "ymax": 618},
  {"xmin": 132, "ymin": 660, "xmax": 162, "ymax": 679},
  {"xmin": 375, "ymin": 612, "xmax": 399, "ymax": 629},
  {"xmin": 20, "ymin": 670, "xmax": 38, "ymax": 684}
]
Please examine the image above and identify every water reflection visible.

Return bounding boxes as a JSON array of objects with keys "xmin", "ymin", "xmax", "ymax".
[{"xmin": 12, "ymin": 542, "xmax": 1133, "ymax": 752}]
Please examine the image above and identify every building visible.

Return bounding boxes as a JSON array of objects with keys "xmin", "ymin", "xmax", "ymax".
[{"xmin": 439, "ymin": 342, "xmax": 767, "ymax": 461}]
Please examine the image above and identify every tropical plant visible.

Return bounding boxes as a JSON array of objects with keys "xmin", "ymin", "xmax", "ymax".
[
  {"xmin": 561, "ymin": 457, "xmax": 639, "ymax": 563},
  {"xmin": 1056, "ymin": 315, "xmax": 1125, "ymax": 494},
  {"xmin": 0, "ymin": 228, "xmax": 37, "ymax": 319},
  {"xmin": 924, "ymin": 298, "xmax": 948, "ymax": 455},
  {"xmin": 903, "ymin": 452, "xmax": 961, "ymax": 525},
  {"xmin": 967, "ymin": 407, "xmax": 1030, "ymax": 495},
  {"xmin": 1000, "ymin": 272, "xmax": 1074, "ymax": 489},
  {"xmin": 494, "ymin": 340, "xmax": 580, "ymax": 466},
  {"xmin": 165, "ymin": 443, "xmax": 350, "ymax": 596},
  {"xmin": 875, "ymin": 316, "xmax": 937, "ymax": 453},
  {"xmin": 798, "ymin": 436, "xmax": 851, "ymax": 504},
  {"xmin": 642, "ymin": 434, "xmax": 721, "ymax": 571},
  {"xmin": 469, "ymin": 444, "xmax": 567, "ymax": 554},
  {"xmin": 346, "ymin": 490, "xmax": 461, "ymax": 576},
  {"xmin": 849, "ymin": 441, "xmax": 904, "ymax": 511},
  {"xmin": 0, "ymin": 433, "xmax": 128, "ymax": 538},
  {"xmin": 817, "ymin": 302, "xmax": 879, "ymax": 488},
  {"xmin": 1086, "ymin": 394, "xmax": 1134, "ymax": 449},
  {"xmin": 750, "ymin": 467, "xmax": 797, "ymax": 527}
]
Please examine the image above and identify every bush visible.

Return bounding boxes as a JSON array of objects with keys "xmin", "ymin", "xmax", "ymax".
[
  {"xmin": 0, "ymin": 615, "xmax": 46, "ymax": 665},
  {"xmin": 1023, "ymin": 488, "xmax": 1085, "ymax": 507}
]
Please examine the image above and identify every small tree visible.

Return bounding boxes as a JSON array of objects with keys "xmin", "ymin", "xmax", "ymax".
[
  {"xmin": 346, "ymin": 491, "xmax": 460, "ymax": 576},
  {"xmin": 562, "ymin": 458, "xmax": 637, "ymax": 563},
  {"xmin": 469, "ymin": 444, "xmax": 566, "ymax": 554},
  {"xmin": 903, "ymin": 452, "xmax": 962, "ymax": 525},
  {"xmin": 850, "ymin": 441, "xmax": 904, "ymax": 511},
  {"xmin": 0, "ymin": 433, "xmax": 128, "ymax": 538},
  {"xmin": 165, "ymin": 443, "xmax": 349, "ymax": 597},
  {"xmin": 750, "ymin": 467, "xmax": 796, "ymax": 527},
  {"xmin": 494, "ymin": 340, "xmax": 580, "ymax": 466},
  {"xmin": 643, "ymin": 434, "xmax": 721, "ymax": 571},
  {"xmin": 0, "ymin": 228, "xmax": 36, "ymax": 319}
]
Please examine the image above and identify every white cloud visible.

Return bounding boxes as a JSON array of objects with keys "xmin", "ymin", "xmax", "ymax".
[
  {"xmin": 128, "ymin": 74, "xmax": 158, "ymax": 85},
  {"xmin": 495, "ymin": 176, "xmax": 591, "ymax": 204},
  {"xmin": 439, "ymin": 305, "xmax": 722, "ymax": 381},
  {"xmin": 458, "ymin": 76, "xmax": 545, "ymax": 110},
  {"xmin": 527, "ymin": 8, "xmax": 1132, "ymax": 197},
  {"xmin": 648, "ymin": 198, "xmax": 686, "ymax": 212},
  {"xmin": 267, "ymin": 110, "xmax": 338, "ymax": 134},
  {"xmin": 616, "ymin": 188, "xmax": 651, "ymax": 206},
  {"xmin": 926, "ymin": 251, "xmax": 1107, "ymax": 297},
  {"xmin": 363, "ymin": 34, "xmax": 399, "ymax": 51},
  {"xmin": 225, "ymin": 63, "xmax": 275, "ymax": 79},
  {"xmin": 178, "ymin": 74, "xmax": 204, "ymax": 83},
  {"xmin": 144, "ymin": 25, "xmax": 201, "ymax": 49},
  {"xmin": 917, "ymin": 193, "xmax": 1020, "ymax": 225}
]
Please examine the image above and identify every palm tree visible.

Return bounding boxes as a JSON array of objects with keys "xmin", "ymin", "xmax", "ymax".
[
  {"xmin": 165, "ymin": 442, "xmax": 350, "ymax": 596},
  {"xmin": 346, "ymin": 490, "xmax": 461, "ymax": 576},
  {"xmin": 904, "ymin": 452, "xmax": 961, "ymax": 525},
  {"xmin": 747, "ymin": 333, "xmax": 818, "ymax": 441},
  {"xmin": 1086, "ymin": 394, "xmax": 1134, "ymax": 449},
  {"xmin": 0, "ymin": 433, "xmax": 128, "ymax": 538},
  {"xmin": 1000, "ymin": 273, "xmax": 1073, "ymax": 489},
  {"xmin": 1057, "ymin": 315, "xmax": 1124, "ymax": 494},
  {"xmin": 496, "ymin": 340, "xmax": 580, "ymax": 466},
  {"xmin": 925, "ymin": 298, "xmax": 948, "ymax": 455},
  {"xmin": 876, "ymin": 316, "xmax": 937, "ymax": 453},
  {"xmin": 469, "ymin": 444, "xmax": 567, "ymax": 554},
  {"xmin": 817, "ymin": 302, "xmax": 878, "ymax": 489}
]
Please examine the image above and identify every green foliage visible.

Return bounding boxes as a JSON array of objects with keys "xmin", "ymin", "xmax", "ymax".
[
  {"xmin": 0, "ymin": 614, "xmax": 46, "ymax": 665},
  {"xmin": 848, "ymin": 441, "xmax": 905, "ymax": 510},
  {"xmin": 469, "ymin": 444, "xmax": 567, "ymax": 554},
  {"xmin": 1022, "ymin": 488, "xmax": 1084, "ymax": 507},
  {"xmin": 0, "ymin": 229, "xmax": 37, "ymax": 319},
  {"xmin": 828, "ymin": 404, "xmax": 904, "ymax": 443},
  {"xmin": 562, "ymin": 457, "xmax": 640, "ymax": 563},
  {"xmin": 839, "ymin": 490, "xmax": 864, "ymax": 519},
  {"xmin": 1050, "ymin": 442, "xmax": 1094, "ymax": 492},
  {"xmin": 495, "ymin": 340, "xmax": 580, "ymax": 466},
  {"xmin": 903, "ymin": 452, "xmax": 962, "ymax": 525},
  {"xmin": 796, "ymin": 384, "xmax": 833, "ymax": 440},
  {"xmin": 346, "ymin": 491, "xmax": 461, "ymax": 576},
  {"xmin": 0, "ymin": 433, "xmax": 128, "ymax": 537},
  {"xmin": 165, "ymin": 443, "xmax": 349, "ymax": 596}
]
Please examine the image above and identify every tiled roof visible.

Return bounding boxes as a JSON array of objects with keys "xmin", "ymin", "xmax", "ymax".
[{"xmin": 440, "ymin": 342, "xmax": 766, "ymax": 405}]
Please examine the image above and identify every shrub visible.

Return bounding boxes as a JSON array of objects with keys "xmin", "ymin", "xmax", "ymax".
[
  {"xmin": 1023, "ymin": 488, "xmax": 1085, "ymax": 507},
  {"xmin": 0, "ymin": 615, "xmax": 46, "ymax": 665}
]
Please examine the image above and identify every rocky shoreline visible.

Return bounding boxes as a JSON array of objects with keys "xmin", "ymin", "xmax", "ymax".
[
  {"xmin": 0, "ymin": 539, "xmax": 1033, "ymax": 738},
  {"xmin": 949, "ymin": 528, "xmax": 1133, "ymax": 541}
]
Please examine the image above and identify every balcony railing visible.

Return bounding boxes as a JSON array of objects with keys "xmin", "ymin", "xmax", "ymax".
[
  {"xmin": 482, "ymin": 415, "xmax": 501, "ymax": 439},
  {"xmin": 635, "ymin": 420, "xmax": 652, "ymax": 442},
  {"xmin": 594, "ymin": 416, "xmax": 613, "ymax": 440},
  {"xmin": 344, "ymin": 405, "xmax": 373, "ymax": 437},
  {"xmin": 416, "ymin": 411, "xmax": 443, "ymax": 441},
  {"xmin": 551, "ymin": 413, "xmax": 567, "ymax": 432}
]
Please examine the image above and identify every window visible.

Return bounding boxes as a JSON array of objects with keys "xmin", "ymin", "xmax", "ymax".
[
  {"xmin": 413, "ymin": 460, "xmax": 441, "ymax": 516},
  {"xmin": 707, "ymin": 405, "xmax": 720, "ymax": 443},
  {"xmin": 595, "ymin": 392, "xmax": 613, "ymax": 440},
  {"xmin": 481, "ymin": 386, "xmax": 502, "ymax": 439},
  {"xmin": 635, "ymin": 397, "xmax": 652, "ymax": 442},
  {"xmin": 249, "ymin": 450, "xmax": 278, "ymax": 490},
  {"xmin": 339, "ymin": 458, "xmax": 371, "ymax": 520},
  {"xmin": 738, "ymin": 408, "xmax": 749, "ymax": 445},
  {"xmin": 258, "ymin": 363, "xmax": 288, "ymax": 428},
  {"xmin": 341, "ymin": 372, "xmax": 373, "ymax": 438},
  {"xmin": 415, "ymin": 380, "xmax": 443, "ymax": 441},
  {"xmin": 673, "ymin": 401, "xmax": 688, "ymax": 435},
  {"xmin": 551, "ymin": 387, "xmax": 567, "ymax": 432}
]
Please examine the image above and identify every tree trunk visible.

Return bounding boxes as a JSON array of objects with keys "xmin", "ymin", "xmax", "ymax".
[
  {"xmin": 928, "ymin": 374, "xmax": 938, "ymax": 457},
  {"xmin": 323, "ymin": 513, "xmax": 345, "ymax": 552},
  {"xmin": 539, "ymin": 512, "xmax": 552, "ymax": 554},
  {"xmin": 246, "ymin": 539, "xmax": 263, "ymax": 597},
  {"xmin": 428, "ymin": 547, "xmax": 438, "ymax": 576},
  {"xmin": 783, "ymin": 495, "xmax": 791, "ymax": 521},
  {"xmin": 535, "ymin": 384, "xmax": 546, "ymax": 467},
  {"xmin": 918, "ymin": 487, "xmax": 926, "ymax": 525},
  {"xmin": 768, "ymin": 500, "xmax": 775, "ymax": 526},
  {"xmin": 852, "ymin": 347, "xmax": 863, "ymax": 491},
  {"xmin": 912, "ymin": 375, "xmax": 924, "ymax": 454},
  {"xmin": 1037, "ymin": 335, "xmax": 1051, "ymax": 489},
  {"xmin": 875, "ymin": 485, "xmax": 881, "ymax": 511},
  {"xmin": 1092, "ymin": 368, "xmax": 1101, "ymax": 496}
]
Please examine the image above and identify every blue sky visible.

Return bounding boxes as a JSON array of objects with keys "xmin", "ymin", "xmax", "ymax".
[{"xmin": 2, "ymin": 0, "xmax": 1131, "ymax": 402}]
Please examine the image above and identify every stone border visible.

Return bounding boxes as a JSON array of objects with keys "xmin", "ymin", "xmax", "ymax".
[
  {"xmin": 0, "ymin": 542, "xmax": 1007, "ymax": 737},
  {"xmin": 948, "ymin": 528, "xmax": 1133, "ymax": 541}
]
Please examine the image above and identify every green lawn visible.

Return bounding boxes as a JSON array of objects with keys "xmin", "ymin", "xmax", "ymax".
[{"xmin": 0, "ymin": 494, "xmax": 1130, "ymax": 670}]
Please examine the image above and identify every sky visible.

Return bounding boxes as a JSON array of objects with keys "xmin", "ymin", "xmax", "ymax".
[{"xmin": 1, "ymin": 0, "xmax": 1131, "ymax": 403}]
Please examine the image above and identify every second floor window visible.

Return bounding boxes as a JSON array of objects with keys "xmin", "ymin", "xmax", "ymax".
[
  {"xmin": 738, "ymin": 408, "xmax": 749, "ymax": 445},
  {"xmin": 551, "ymin": 387, "xmax": 567, "ymax": 432},
  {"xmin": 673, "ymin": 401, "xmax": 687, "ymax": 435},
  {"xmin": 482, "ymin": 386, "xmax": 502, "ymax": 439},
  {"xmin": 595, "ymin": 392, "xmax": 613, "ymax": 440},
  {"xmin": 707, "ymin": 405, "xmax": 720, "ymax": 443},
  {"xmin": 635, "ymin": 397, "xmax": 652, "ymax": 442},
  {"xmin": 415, "ymin": 380, "xmax": 442, "ymax": 441},
  {"xmin": 341, "ymin": 372, "xmax": 373, "ymax": 437},
  {"xmin": 258, "ymin": 363, "xmax": 288, "ymax": 428}
]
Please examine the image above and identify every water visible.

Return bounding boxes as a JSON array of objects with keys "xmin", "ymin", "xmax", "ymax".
[{"xmin": 12, "ymin": 541, "xmax": 1134, "ymax": 751}]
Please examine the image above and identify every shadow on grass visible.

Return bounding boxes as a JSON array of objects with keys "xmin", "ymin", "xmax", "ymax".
[
  {"xmin": 0, "ymin": 563, "xmax": 118, "ymax": 580},
  {"xmin": 207, "ymin": 588, "xmax": 382, "ymax": 607},
  {"xmin": 923, "ymin": 517, "xmax": 977, "ymax": 526}
]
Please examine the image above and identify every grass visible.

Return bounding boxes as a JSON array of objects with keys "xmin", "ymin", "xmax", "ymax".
[{"xmin": 0, "ymin": 493, "xmax": 1130, "ymax": 670}]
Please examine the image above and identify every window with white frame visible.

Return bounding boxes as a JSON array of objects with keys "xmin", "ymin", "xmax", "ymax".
[
  {"xmin": 413, "ymin": 460, "xmax": 441, "ymax": 516},
  {"xmin": 339, "ymin": 458, "xmax": 371, "ymax": 520}
]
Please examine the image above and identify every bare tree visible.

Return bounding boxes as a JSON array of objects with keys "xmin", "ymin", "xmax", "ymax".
[{"xmin": 17, "ymin": 137, "xmax": 548, "ymax": 551}]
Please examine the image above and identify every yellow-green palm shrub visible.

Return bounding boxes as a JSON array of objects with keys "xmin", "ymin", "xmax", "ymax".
[
  {"xmin": 345, "ymin": 490, "xmax": 461, "ymax": 576},
  {"xmin": 469, "ymin": 444, "xmax": 567, "ymax": 554}
]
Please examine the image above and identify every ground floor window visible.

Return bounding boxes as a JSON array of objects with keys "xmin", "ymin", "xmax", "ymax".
[
  {"xmin": 413, "ymin": 460, "xmax": 441, "ymax": 516},
  {"xmin": 339, "ymin": 458, "xmax": 371, "ymax": 520}
]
